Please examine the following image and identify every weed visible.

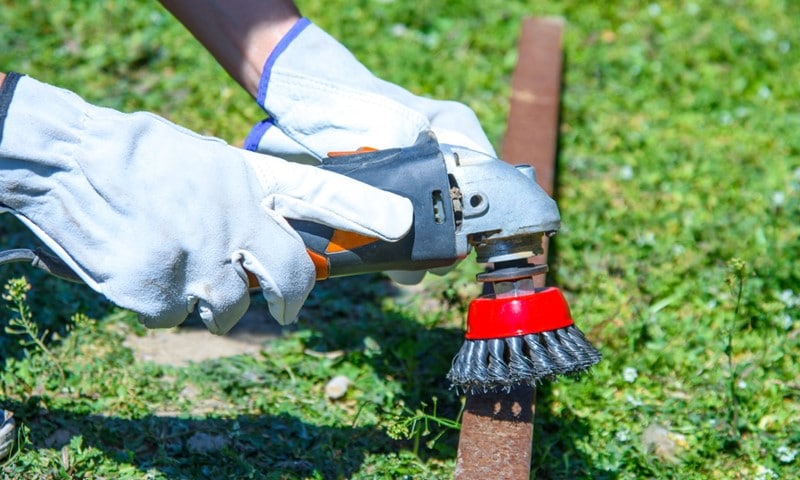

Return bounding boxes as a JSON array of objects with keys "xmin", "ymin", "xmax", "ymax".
[
  {"xmin": 724, "ymin": 258, "xmax": 747, "ymax": 443},
  {"xmin": 2, "ymin": 277, "xmax": 65, "ymax": 390},
  {"xmin": 386, "ymin": 397, "xmax": 462, "ymax": 457}
]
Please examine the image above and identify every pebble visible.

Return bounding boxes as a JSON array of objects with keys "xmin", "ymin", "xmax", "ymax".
[{"xmin": 324, "ymin": 375, "xmax": 351, "ymax": 400}]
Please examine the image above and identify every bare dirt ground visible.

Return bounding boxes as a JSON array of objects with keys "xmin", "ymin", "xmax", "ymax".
[
  {"xmin": 123, "ymin": 303, "xmax": 283, "ymax": 366},
  {"xmin": 122, "ymin": 280, "xmax": 432, "ymax": 367}
]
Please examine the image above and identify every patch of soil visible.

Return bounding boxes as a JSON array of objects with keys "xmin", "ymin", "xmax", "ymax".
[
  {"xmin": 124, "ymin": 304, "xmax": 284, "ymax": 366},
  {"xmin": 123, "ymin": 279, "xmax": 436, "ymax": 367}
]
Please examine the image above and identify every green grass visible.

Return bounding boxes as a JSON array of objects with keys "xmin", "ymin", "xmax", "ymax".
[{"xmin": 1, "ymin": 0, "xmax": 800, "ymax": 478}]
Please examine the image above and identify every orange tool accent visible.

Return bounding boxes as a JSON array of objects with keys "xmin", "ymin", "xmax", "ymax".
[
  {"xmin": 246, "ymin": 269, "xmax": 259, "ymax": 289},
  {"xmin": 306, "ymin": 249, "xmax": 330, "ymax": 280},
  {"xmin": 326, "ymin": 146, "xmax": 378, "ymax": 157},
  {"xmin": 326, "ymin": 230, "xmax": 378, "ymax": 254}
]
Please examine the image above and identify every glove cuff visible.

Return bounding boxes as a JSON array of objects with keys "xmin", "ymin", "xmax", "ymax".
[
  {"xmin": 244, "ymin": 117, "xmax": 320, "ymax": 165},
  {"xmin": 242, "ymin": 17, "xmax": 495, "ymax": 159},
  {"xmin": 255, "ymin": 17, "xmax": 312, "ymax": 108},
  {"xmin": 244, "ymin": 17, "xmax": 430, "ymax": 158},
  {"xmin": 243, "ymin": 17, "xmax": 316, "ymax": 160}
]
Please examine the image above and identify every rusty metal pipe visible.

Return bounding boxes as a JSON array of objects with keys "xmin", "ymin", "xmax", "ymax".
[
  {"xmin": 454, "ymin": 16, "xmax": 563, "ymax": 480},
  {"xmin": 455, "ymin": 387, "xmax": 536, "ymax": 479}
]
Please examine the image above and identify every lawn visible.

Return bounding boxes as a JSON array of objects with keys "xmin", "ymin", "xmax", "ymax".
[{"xmin": 1, "ymin": 0, "xmax": 799, "ymax": 478}]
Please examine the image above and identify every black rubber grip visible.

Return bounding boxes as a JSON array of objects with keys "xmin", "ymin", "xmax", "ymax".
[{"xmin": 290, "ymin": 131, "xmax": 458, "ymax": 278}]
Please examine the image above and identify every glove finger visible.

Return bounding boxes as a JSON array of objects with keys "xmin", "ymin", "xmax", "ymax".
[
  {"xmin": 138, "ymin": 307, "xmax": 190, "ymax": 331},
  {"xmin": 416, "ymin": 100, "xmax": 496, "ymax": 156},
  {"xmin": 137, "ymin": 258, "xmax": 252, "ymax": 335},
  {"xmin": 192, "ymin": 275, "xmax": 252, "ymax": 336},
  {"xmin": 245, "ymin": 152, "xmax": 413, "ymax": 242},
  {"xmin": 234, "ymin": 224, "xmax": 317, "ymax": 326},
  {"xmin": 266, "ymin": 192, "xmax": 412, "ymax": 242}
]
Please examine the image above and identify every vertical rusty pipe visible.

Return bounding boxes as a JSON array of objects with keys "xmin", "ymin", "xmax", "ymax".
[
  {"xmin": 455, "ymin": 17, "xmax": 564, "ymax": 480},
  {"xmin": 501, "ymin": 16, "xmax": 565, "ymax": 197},
  {"xmin": 455, "ymin": 387, "xmax": 536, "ymax": 479}
]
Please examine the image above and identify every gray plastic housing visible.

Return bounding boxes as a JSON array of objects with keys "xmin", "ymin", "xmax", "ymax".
[
  {"xmin": 289, "ymin": 131, "xmax": 458, "ymax": 277},
  {"xmin": 289, "ymin": 131, "xmax": 562, "ymax": 277},
  {"xmin": 441, "ymin": 142, "xmax": 561, "ymax": 263}
]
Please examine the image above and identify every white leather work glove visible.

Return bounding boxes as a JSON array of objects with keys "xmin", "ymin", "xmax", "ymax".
[
  {"xmin": 0, "ymin": 73, "xmax": 413, "ymax": 334},
  {"xmin": 243, "ymin": 18, "xmax": 496, "ymax": 284}
]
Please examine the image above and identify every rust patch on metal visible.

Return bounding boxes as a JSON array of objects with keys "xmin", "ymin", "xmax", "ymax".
[{"xmin": 455, "ymin": 388, "xmax": 537, "ymax": 479}]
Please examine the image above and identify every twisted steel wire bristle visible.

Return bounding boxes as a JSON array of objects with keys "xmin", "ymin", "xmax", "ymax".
[
  {"xmin": 448, "ymin": 339, "xmax": 489, "ymax": 387},
  {"xmin": 559, "ymin": 325, "xmax": 603, "ymax": 370},
  {"xmin": 447, "ymin": 324, "xmax": 602, "ymax": 392},
  {"xmin": 539, "ymin": 329, "xmax": 579, "ymax": 375},
  {"xmin": 523, "ymin": 333, "xmax": 557, "ymax": 379},
  {"xmin": 485, "ymin": 338, "xmax": 511, "ymax": 385},
  {"xmin": 505, "ymin": 335, "xmax": 537, "ymax": 384}
]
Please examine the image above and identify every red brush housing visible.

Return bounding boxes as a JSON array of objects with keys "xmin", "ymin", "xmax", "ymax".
[{"xmin": 465, "ymin": 287, "xmax": 574, "ymax": 340}]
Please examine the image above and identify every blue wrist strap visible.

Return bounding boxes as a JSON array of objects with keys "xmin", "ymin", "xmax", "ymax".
[
  {"xmin": 244, "ymin": 18, "xmax": 312, "ymax": 151},
  {"xmin": 255, "ymin": 17, "xmax": 311, "ymax": 107}
]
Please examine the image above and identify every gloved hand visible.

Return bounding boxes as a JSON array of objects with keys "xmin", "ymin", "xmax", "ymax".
[
  {"xmin": 244, "ymin": 18, "xmax": 496, "ymax": 162},
  {"xmin": 243, "ymin": 18, "xmax": 495, "ymax": 283},
  {"xmin": 0, "ymin": 73, "xmax": 413, "ymax": 334}
]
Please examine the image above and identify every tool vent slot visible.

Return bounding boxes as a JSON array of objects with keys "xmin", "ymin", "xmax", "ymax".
[{"xmin": 431, "ymin": 190, "xmax": 445, "ymax": 224}]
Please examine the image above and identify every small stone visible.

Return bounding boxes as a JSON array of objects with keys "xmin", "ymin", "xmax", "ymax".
[
  {"xmin": 777, "ymin": 445, "xmax": 798, "ymax": 463},
  {"xmin": 642, "ymin": 423, "xmax": 685, "ymax": 464},
  {"xmin": 324, "ymin": 375, "xmax": 351, "ymax": 400}
]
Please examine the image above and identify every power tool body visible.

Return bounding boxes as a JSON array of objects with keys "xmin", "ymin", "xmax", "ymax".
[{"xmin": 294, "ymin": 130, "xmax": 560, "ymax": 280}]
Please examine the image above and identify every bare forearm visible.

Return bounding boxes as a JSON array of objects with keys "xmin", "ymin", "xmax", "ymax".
[
  {"xmin": 0, "ymin": 72, "xmax": 5, "ymax": 87},
  {"xmin": 158, "ymin": 0, "xmax": 301, "ymax": 96}
]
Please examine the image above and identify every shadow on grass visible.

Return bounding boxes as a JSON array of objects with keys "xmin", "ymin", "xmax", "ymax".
[
  {"xmin": 7, "ymin": 399, "xmax": 394, "ymax": 479},
  {"xmin": 6, "ymin": 321, "xmax": 611, "ymax": 480}
]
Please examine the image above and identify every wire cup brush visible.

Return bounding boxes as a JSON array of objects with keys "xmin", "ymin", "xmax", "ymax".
[{"xmin": 447, "ymin": 262, "xmax": 601, "ymax": 392}]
